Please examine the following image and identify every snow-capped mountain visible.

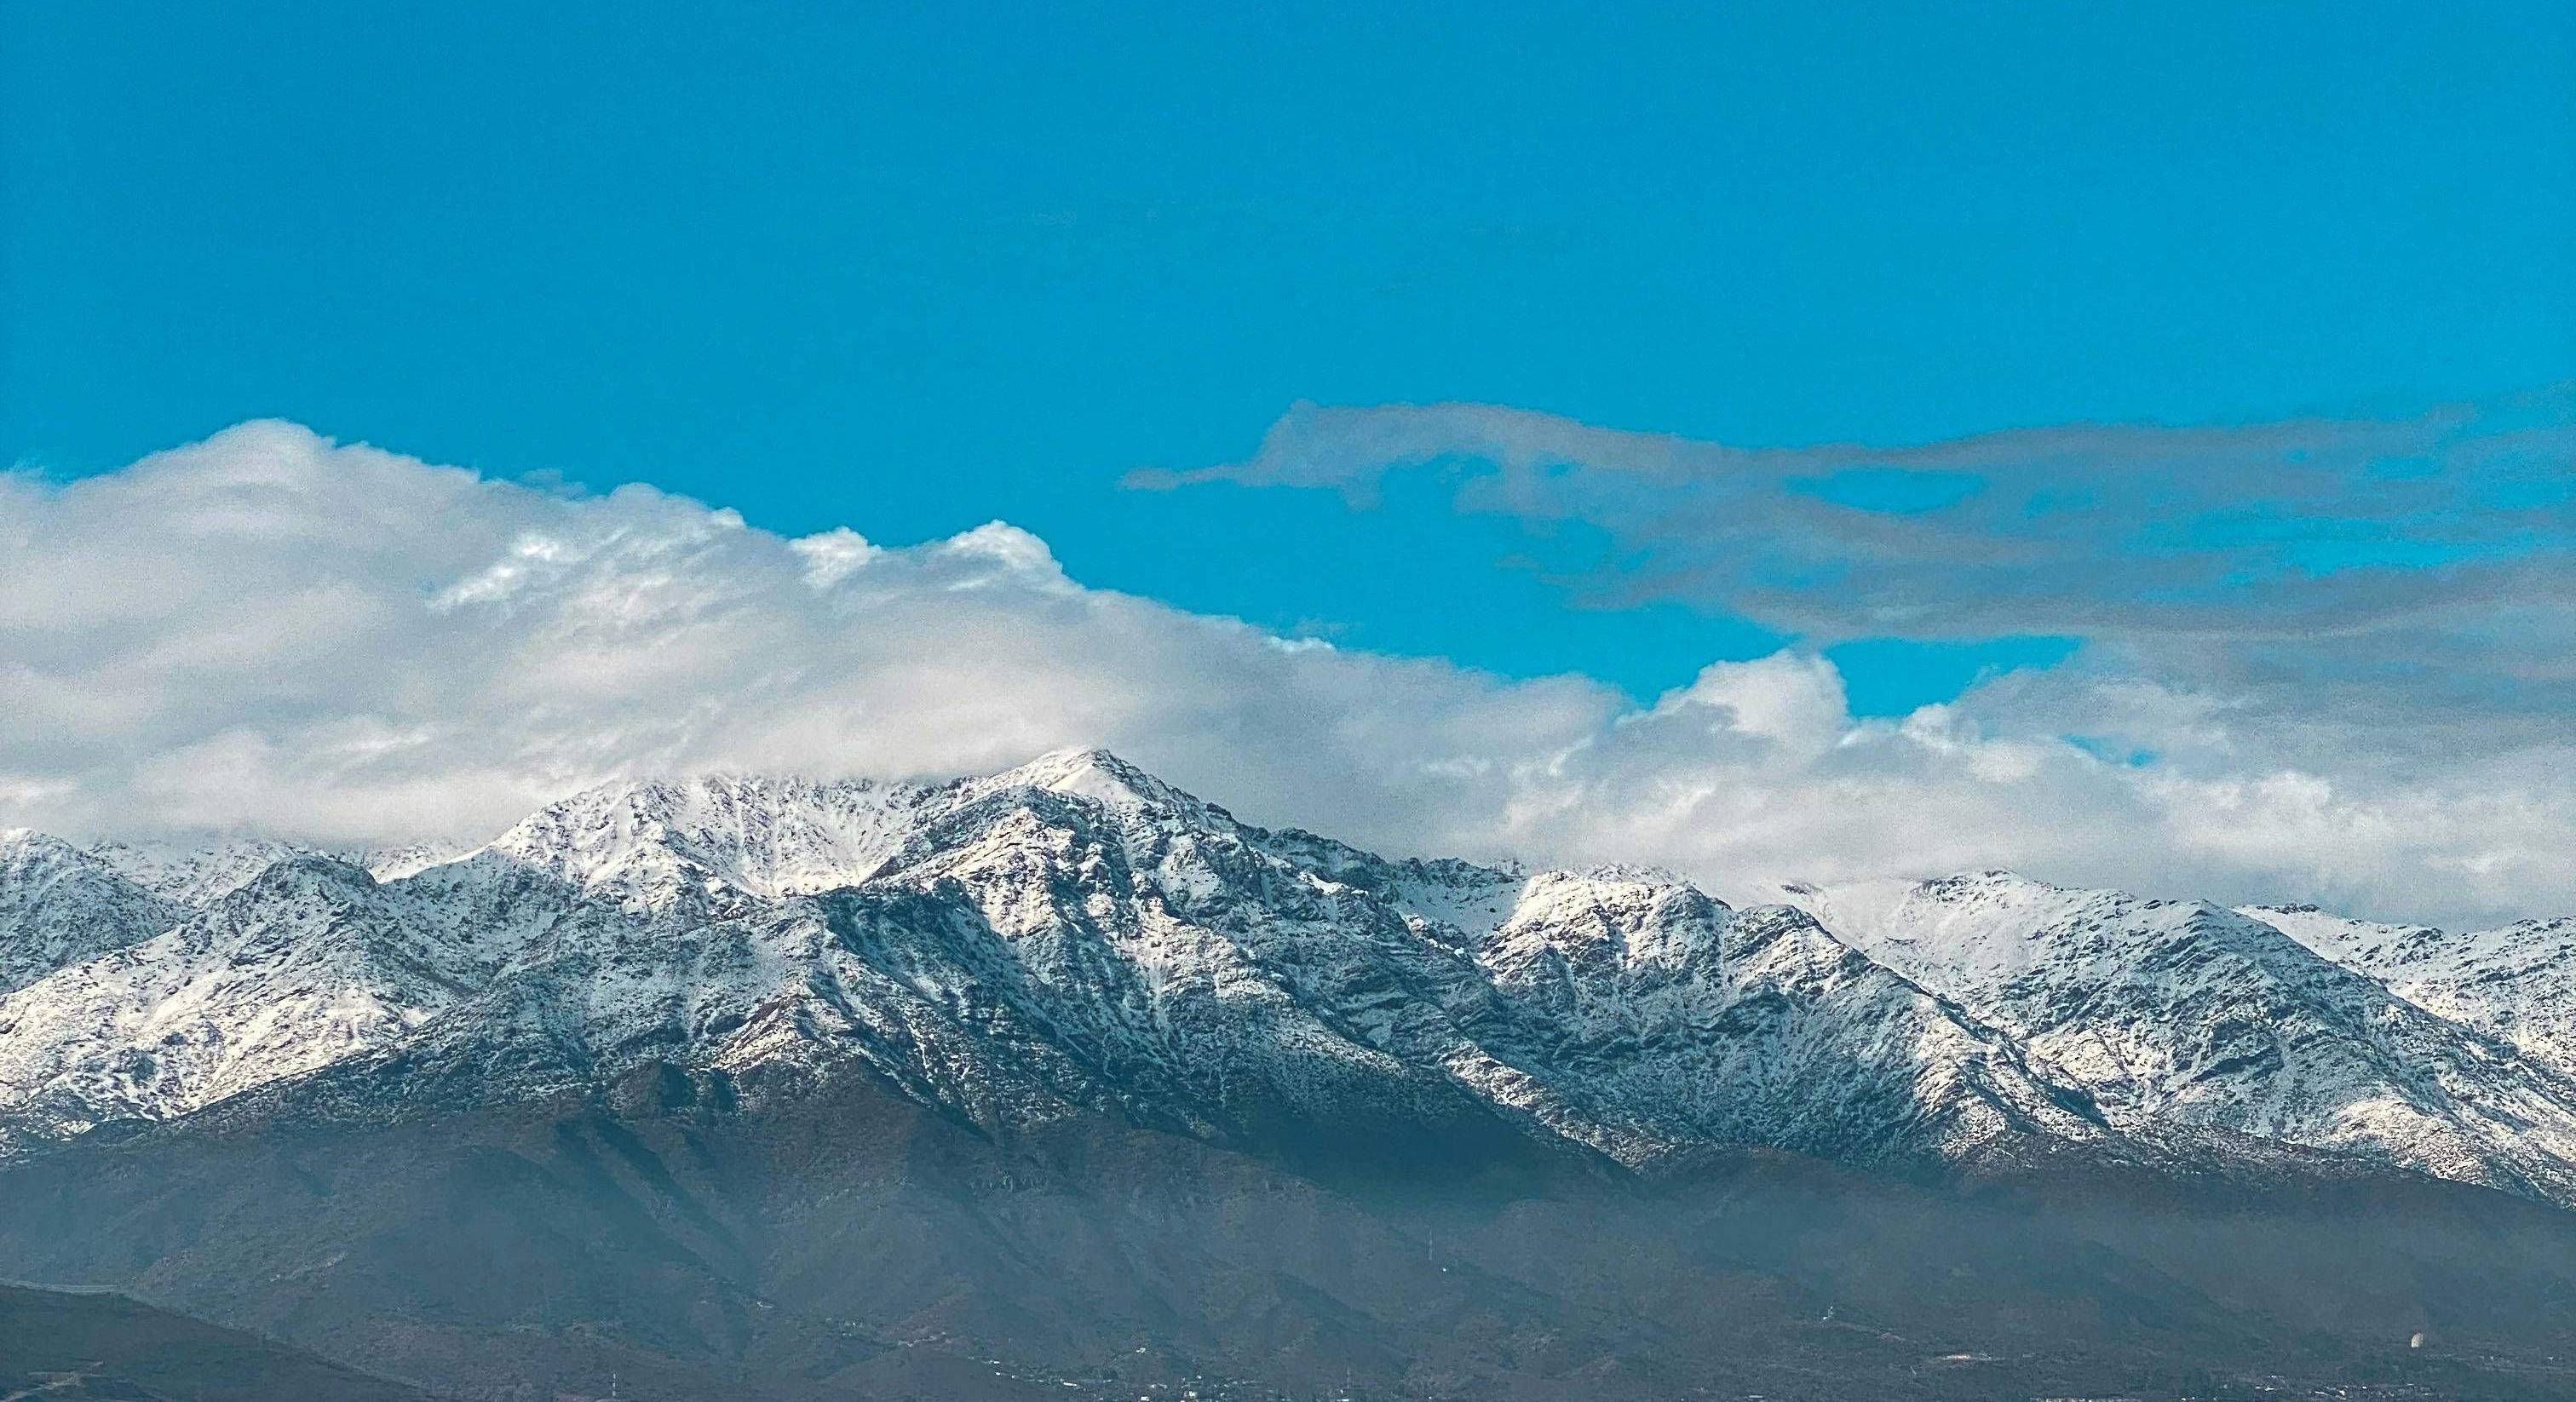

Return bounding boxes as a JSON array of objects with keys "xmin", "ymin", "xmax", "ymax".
[
  {"xmin": 7, "ymin": 751, "xmax": 2576, "ymax": 1211},
  {"xmin": 83, "ymin": 835, "xmax": 476, "ymax": 903},
  {"xmin": 2248, "ymin": 902, "xmax": 2576, "ymax": 1079},
  {"xmin": 390, "ymin": 752, "xmax": 2096, "ymax": 1172},
  {"xmin": 480, "ymin": 773, "xmax": 929, "ymax": 911},
  {"xmin": 84, "ymin": 835, "xmax": 348, "ymax": 907},
  {"xmin": 1786, "ymin": 870, "xmax": 2576, "ymax": 1202},
  {"xmin": 1460, "ymin": 871, "xmax": 2100, "ymax": 1164},
  {"xmin": 0, "ymin": 851, "xmax": 599, "ymax": 1152},
  {"xmin": 0, "ymin": 831, "xmax": 183, "ymax": 995}
]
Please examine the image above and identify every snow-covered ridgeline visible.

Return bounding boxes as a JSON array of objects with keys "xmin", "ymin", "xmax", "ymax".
[{"xmin": 3, "ymin": 750, "xmax": 2575, "ymax": 1206}]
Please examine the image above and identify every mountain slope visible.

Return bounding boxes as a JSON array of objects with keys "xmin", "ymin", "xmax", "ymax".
[
  {"xmin": 0, "ymin": 853, "xmax": 597, "ymax": 1151},
  {"xmin": 1791, "ymin": 870, "xmax": 2576, "ymax": 1202},
  {"xmin": 2250, "ymin": 903, "xmax": 2576, "ymax": 1078},
  {"xmin": 6, "ymin": 1057, "xmax": 2576, "ymax": 1402},
  {"xmin": 0, "ymin": 1283, "xmax": 435, "ymax": 1402},
  {"xmin": 1461, "ymin": 871, "xmax": 2102, "ymax": 1167},
  {"xmin": 0, "ymin": 831, "xmax": 181, "ymax": 996}
]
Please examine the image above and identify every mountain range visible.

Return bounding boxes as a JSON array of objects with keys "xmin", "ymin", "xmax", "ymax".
[{"xmin": 5, "ymin": 750, "xmax": 2576, "ymax": 1399}]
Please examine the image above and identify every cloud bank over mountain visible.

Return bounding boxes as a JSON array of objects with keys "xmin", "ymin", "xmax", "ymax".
[{"xmin": 7, "ymin": 415, "xmax": 2573, "ymax": 926}]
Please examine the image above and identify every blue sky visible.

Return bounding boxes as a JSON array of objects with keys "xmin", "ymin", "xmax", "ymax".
[{"xmin": 7, "ymin": 1, "xmax": 2572, "ymax": 713}]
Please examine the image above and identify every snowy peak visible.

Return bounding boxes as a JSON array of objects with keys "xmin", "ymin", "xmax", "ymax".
[
  {"xmin": 1469, "ymin": 877, "xmax": 2104, "ymax": 1167},
  {"xmin": 227, "ymin": 850, "xmax": 381, "ymax": 905},
  {"xmin": 1797, "ymin": 868, "xmax": 2297, "ymax": 984},
  {"xmin": 1823, "ymin": 867, "xmax": 2371, "ymax": 1031},
  {"xmin": 484, "ymin": 773, "xmax": 925, "ymax": 908},
  {"xmin": 1, "ymin": 829, "xmax": 107, "ymax": 881},
  {"xmin": 963, "ymin": 748, "xmax": 1239, "ymax": 838},
  {"xmin": 2247, "ymin": 903, "xmax": 2576, "ymax": 1077},
  {"xmin": 471, "ymin": 754, "xmax": 1254, "ymax": 923},
  {"xmin": 980, "ymin": 746, "xmax": 1186, "ymax": 807},
  {"xmin": 85, "ymin": 836, "xmax": 340, "ymax": 907},
  {"xmin": 2247, "ymin": 903, "xmax": 2576, "ymax": 985},
  {"xmin": 1478, "ymin": 867, "xmax": 1730, "ymax": 980},
  {"xmin": 459, "ymin": 753, "xmax": 1255, "ymax": 921},
  {"xmin": 2240, "ymin": 903, "xmax": 2449, "ymax": 978},
  {"xmin": 0, "ymin": 831, "xmax": 185, "ymax": 994}
]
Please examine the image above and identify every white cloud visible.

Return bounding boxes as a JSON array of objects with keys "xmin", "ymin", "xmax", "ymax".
[
  {"xmin": 6, "ymin": 420, "xmax": 2576, "ymax": 928},
  {"xmin": 788, "ymin": 527, "xmax": 880, "ymax": 589}
]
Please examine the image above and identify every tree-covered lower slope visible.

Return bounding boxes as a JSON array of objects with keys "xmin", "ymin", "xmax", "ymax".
[
  {"xmin": 0, "ymin": 1283, "xmax": 434, "ymax": 1402},
  {"xmin": 3, "ymin": 1058, "xmax": 2574, "ymax": 1402}
]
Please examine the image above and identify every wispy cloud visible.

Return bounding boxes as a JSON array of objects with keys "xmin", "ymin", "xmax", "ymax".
[{"xmin": 1129, "ymin": 388, "xmax": 2576, "ymax": 641}]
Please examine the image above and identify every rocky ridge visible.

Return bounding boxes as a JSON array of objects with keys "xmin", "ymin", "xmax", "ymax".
[{"xmin": 3, "ymin": 751, "xmax": 2573, "ymax": 1206}]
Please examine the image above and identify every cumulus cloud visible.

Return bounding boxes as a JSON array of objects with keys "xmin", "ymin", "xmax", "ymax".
[
  {"xmin": 0, "ymin": 422, "xmax": 1618, "ymax": 853},
  {"xmin": 7, "ymin": 419, "xmax": 2576, "ymax": 928}
]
